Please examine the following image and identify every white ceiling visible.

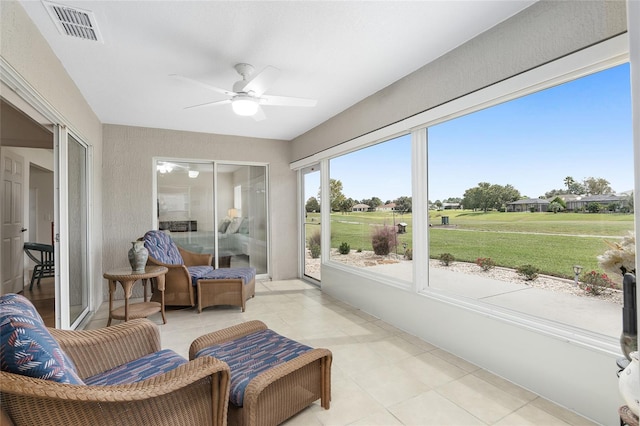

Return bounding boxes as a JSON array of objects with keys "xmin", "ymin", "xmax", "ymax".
[{"xmin": 19, "ymin": 0, "xmax": 537, "ymax": 141}]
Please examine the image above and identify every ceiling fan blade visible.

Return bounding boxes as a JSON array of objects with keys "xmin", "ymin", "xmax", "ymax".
[
  {"xmin": 241, "ymin": 66, "xmax": 281, "ymax": 96},
  {"xmin": 260, "ymin": 95, "xmax": 317, "ymax": 107},
  {"xmin": 184, "ymin": 99, "xmax": 231, "ymax": 110},
  {"xmin": 171, "ymin": 74, "xmax": 236, "ymax": 97},
  {"xmin": 251, "ymin": 106, "xmax": 266, "ymax": 121}
]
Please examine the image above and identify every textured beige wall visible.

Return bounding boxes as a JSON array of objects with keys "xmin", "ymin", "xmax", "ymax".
[
  {"xmin": 291, "ymin": 0, "xmax": 628, "ymax": 161},
  {"xmin": 102, "ymin": 124, "xmax": 296, "ymax": 298},
  {"xmin": 1, "ymin": 1, "xmax": 104, "ymax": 309}
]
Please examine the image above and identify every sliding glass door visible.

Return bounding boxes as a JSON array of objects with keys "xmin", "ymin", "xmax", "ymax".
[
  {"xmin": 301, "ymin": 165, "xmax": 321, "ymax": 282},
  {"xmin": 156, "ymin": 160, "xmax": 268, "ymax": 275},
  {"xmin": 55, "ymin": 127, "xmax": 90, "ymax": 328}
]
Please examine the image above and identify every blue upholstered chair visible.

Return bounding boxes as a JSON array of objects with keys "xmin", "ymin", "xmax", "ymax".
[
  {"xmin": 143, "ymin": 230, "xmax": 214, "ymax": 307},
  {"xmin": 0, "ymin": 293, "xmax": 230, "ymax": 426}
]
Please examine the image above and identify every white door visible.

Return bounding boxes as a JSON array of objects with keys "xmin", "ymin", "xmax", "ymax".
[{"xmin": 1, "ymin": 150, "xmax": 26, "ymax": 294}]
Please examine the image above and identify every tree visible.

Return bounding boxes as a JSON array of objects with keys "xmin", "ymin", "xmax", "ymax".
[
  {"xmin": 544, "ymin": 189, "xmax": 564, "ymax": 198},
  {"xmin": 583, "ymin": 177, "xmax": 612, "ymax": 195},
  {"xmin": 339, "ymin": 197, "xmax": 355, "ymax": 214},
  {"xmin": 548, "ymin": 201, "xmax": 564, "ymax": 213},
  {"xmin": 586, "ymin": 202, "xmax": 602, "ymax": 213},
  {"xmin": 320, "ymin": 179, "xmax": 346, "ymax": 212},
  {"xmin": 305, "ymin": 197, "xmax": 320, "ymax": 213},
  {"xmin": 550, "ymin": 196, "xmax": 566, "ymax": 210},
  {"xmin": 462, "ymin": 182, "xmax": 521, "ymax": 212},
  {"xmin": 434, "ymin": 200, "xmax": 443, "ymax": 209},
  {"xmin": 563, "ymin": 176, "xmax": 586, "ymax": 195},
  {"xmin": 394, "ymin": 196, "xmax": 412, "ymax": 212},
  {"xmin": 360, "ymin": 197, "xmax": 382, "ymax": 210}
]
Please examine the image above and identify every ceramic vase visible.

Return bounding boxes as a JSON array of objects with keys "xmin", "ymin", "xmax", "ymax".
[
  {"xmin": 128, "ymin": 241, "xmax": 148, "ymax": 273},
  {"xmin": 619, "ymin": 351, "xmax": 640, "ymax": 416}
]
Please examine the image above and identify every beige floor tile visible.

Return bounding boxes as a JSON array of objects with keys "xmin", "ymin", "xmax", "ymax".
[
  {"xmin": 351, "ymin": 363, "xmax": 432, "ymax": 407},
  {"xmin": 493, "ymin": 403, "xmax": 575, "ymax": 426},
  {"xmin": 350, "ymin": 409, "xmax": 404, "ymax": 425},
  {"xmin": 436, "ymin": 374, "xmax": 528, "ymax": 424},
  {"xmin": 389, "ymin": 391, "xmax": 486, "ymax": 425},
  {"xmin": 528, "ymin": 397, "xmax": 598, "ymax": 426},
  {"xmin": 365, "ymin": 335, "xmax": 427, "ymax": 363},
  {"xmin": 472, "ymin": 369, "xmax": 538, "ymax": 403},
  {"xmin": 397, "ymin": 351, "xmax": 468, "ymax": 388},
  {"xmin": 431, "ymin": 348, "xmax": 480, "ymax": 373},
  {"xmin": 314, "ymin": 378, "xmax": 386, "ymax": 425}
]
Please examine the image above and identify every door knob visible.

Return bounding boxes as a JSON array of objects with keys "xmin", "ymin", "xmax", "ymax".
[{"xmin": 20, "ymin": 228, "xmax": 27, "ymax": 233}]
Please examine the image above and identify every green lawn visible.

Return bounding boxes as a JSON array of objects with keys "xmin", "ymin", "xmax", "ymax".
[{"xmin": 305, "ymin": 209, "xmax": 634, "ymax": 281}]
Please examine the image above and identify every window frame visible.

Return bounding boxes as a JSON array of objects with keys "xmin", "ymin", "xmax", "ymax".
[{"xmin": 292, "ymin": 34, "xmax": 630, "ymax": 353}]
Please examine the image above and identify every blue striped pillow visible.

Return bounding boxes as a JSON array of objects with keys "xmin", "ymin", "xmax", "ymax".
[{"xmin": 1, "ymin": 294, "xmax": 83, "ymax": 385}]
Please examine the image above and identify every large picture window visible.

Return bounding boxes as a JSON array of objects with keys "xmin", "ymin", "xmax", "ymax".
[
  {"xmin": 328, "ymin": 134, "xmax": 413, "ymax": 283},
  {"xmin": 427, "ymin": 63, "xmax": 633, "ymax": 336}
]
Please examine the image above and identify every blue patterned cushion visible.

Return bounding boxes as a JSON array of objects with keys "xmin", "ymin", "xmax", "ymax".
[
  {"xmin": 195, "ymin": 329, "xmax": 311, "ymax": 406},
  {"xmin": 188, "ymin": 265, "xmax": 215, "ymax": 286},
  {"xmin": 84, "ymin": 349, "xmax": 187, "ymax": 386},
  {"xmin": 0, "ymin": 293, "xmax": 83, "ymax": 385},
  {"xmin": 143, "ymin": 230, "xmax": 183, "ymax": 265},
  {"xmin": 199, "ymin": 267, "xmax": 256, "ymax": 286}
]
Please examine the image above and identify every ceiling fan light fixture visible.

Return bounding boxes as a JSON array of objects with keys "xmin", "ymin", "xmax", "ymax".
[{"xmin": 231, "ymin": 95, "xmax": 259, "ymax": 116}]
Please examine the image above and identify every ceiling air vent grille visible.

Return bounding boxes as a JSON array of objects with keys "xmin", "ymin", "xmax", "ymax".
[{"xmin": 43, "ymin": 1, "xmax": 103, "ymax": 42}]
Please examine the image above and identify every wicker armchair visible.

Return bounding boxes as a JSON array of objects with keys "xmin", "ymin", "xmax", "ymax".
[
  {"xmin": 143, "ymin": 230, "xmax": 214, "ymax": 307},
  {"xmin": 1, "ymin": 313, "xmax": 230, "ymax": 426}
]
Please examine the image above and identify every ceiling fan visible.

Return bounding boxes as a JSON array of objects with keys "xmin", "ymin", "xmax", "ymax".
[{"xmin": 172, "ymin": 63, "xmax": 317, "ymax": 121}]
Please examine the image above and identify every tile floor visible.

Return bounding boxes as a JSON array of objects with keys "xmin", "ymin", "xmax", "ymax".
[{"xmin": 86, "ymin": 279, "xmax": 596, "ymax": 426}]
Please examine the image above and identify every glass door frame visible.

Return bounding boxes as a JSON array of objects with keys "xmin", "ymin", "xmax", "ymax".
[
  {"xmin": 152, "ymin": 157, "xmax": 271, "ymax": 278},
  {"xmin": 54, "ymin": 125, "xmax": 92, "ymax": 329},
  {"xmin": 299, "ymin": 163, "xmax": 321, "ymax": 284}
]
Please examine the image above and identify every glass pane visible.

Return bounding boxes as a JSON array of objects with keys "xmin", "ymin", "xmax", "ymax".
[
  {"xmin": 157, "ymin": 161, "xmax": 216, "ymax": 261},
  {"xmin": 67, "ymin": 134, "xmax": 88, "ymax": 325},
  {"xmin": 304, "ymin": 167, "xmax": 321, "ymax": 281},
  {"xmin": 216, "ymin": 164, "xmax": 268, "ymax": 274},
  {"xmin": 329, "ymin": 134, "xmax": 413, "ymax": 282},
  {"xmin": 427, "ymin": 63, "xmax": 633, "ymax": 337}
]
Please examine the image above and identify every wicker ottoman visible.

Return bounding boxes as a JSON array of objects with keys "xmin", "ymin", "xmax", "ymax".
[
  {"xmin": 197, "ymin": 267, "xmax": 256, "ymax": 313},
  {"xmin": 190, "ymin": 320, "xmax": 331, "ymax": 426}
]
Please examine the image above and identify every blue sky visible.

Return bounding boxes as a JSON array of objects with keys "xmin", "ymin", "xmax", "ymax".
[{"xmin": 306, "ymin": 63, "xmax": 633, "ymax": 204}]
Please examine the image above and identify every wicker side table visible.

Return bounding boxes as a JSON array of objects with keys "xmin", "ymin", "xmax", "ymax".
[{"xmin": 104, "ymin": 265, "xmax": 168, "ymax": 326}]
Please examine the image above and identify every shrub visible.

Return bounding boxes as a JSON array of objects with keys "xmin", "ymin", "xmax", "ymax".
[
  {"xmin": 579, "ymin": 270, "xmax": 616, "ymax": 295},
  {"xmin": 439, "ymin": 252, "xmax": 455, "ymax": 266},
  {"xmin": 307, "ymin": 230, "xmax": 321, "ymax": 259},
  {"xmin": 308, "ymin": 230, "xmax": 321, "ymax": 247},
  {"xmin": 586, "ymin": 202, "xmax": 602, "ymax": 213},
  {"xmin": 371, "ymin": 225, "xmax": 398, "ymax": 255},
  {"xmin": 338, "ymin": 242, "xmax": 351, "ymax": 255},
  {"xmin": 404, "ymin": 248, "xmax": 413, "ymax": 260},
  {"xmin": 309, "ymin": 241, "xmax": 320, "ymax": 259},
  {"xmin": 516, "ymin": 264, "xmax": 539, "ymax": 281},
  {"xmin": 476, "ymin": 257, "xmax": 496, "ymax": 271}
]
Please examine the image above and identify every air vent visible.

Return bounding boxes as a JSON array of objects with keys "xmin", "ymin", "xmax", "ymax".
[{"xmin": 43, "ymin": 1, "xmax": 103, "ymax": 42}]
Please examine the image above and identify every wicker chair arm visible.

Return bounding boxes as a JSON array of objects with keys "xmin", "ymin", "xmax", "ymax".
[
  {"xmin": 0, "ymin": 357, "xmax": 230, "ymax": 426},
  {"xmin": 178, "ymin": 247, "xmax": 213, "ymax": 267},
  {"xmin": 189, "ymin": 320, "xmax": 268, "ymax": 360},
  {"xmin": 243, "ymin": 348, "xmax": 332, "ymax": 407},
  {"xmin": 50, "ymin": 319, "xmax": 160, "ymax": 379}
]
